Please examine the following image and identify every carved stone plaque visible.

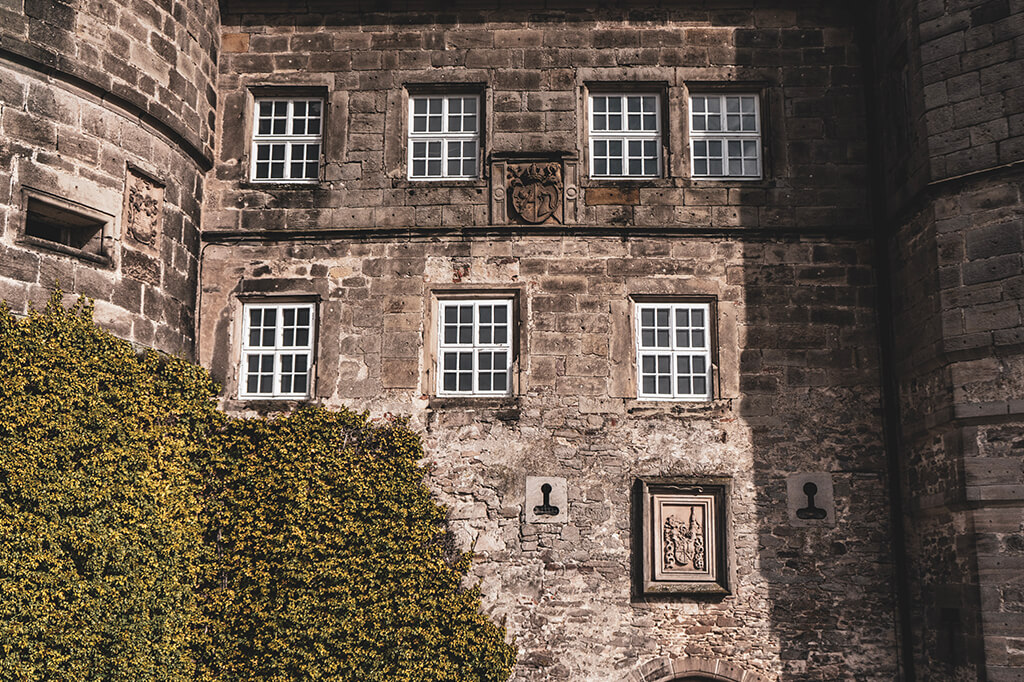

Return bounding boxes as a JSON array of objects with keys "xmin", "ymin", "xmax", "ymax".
[
  {"xmin": 123, "ymin": 167, "xmax": 164, "ymax": 254},
  {"xmin": 490, "ymin": 155, "xmax": 579, "ymax": 225},
  {"xmin": 640, "ymin": 479, "xmax": 729, "ymax": 595},
  {"xmin": 508, "ymin": 162, "xmax": 561, "ymax": 224},
  {"xmin": 525, "ymin": 476, "xmax": 568, "ymax": 524},
  {"xmin": 786, "ymin": 472, "xmax": 836, "ymax": 527}
]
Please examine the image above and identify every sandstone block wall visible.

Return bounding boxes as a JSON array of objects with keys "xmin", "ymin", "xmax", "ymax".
[
  {"xmin": 197, "ymin": 233, "xmax": 898, "ymax": 682},
  {"xmin": 0, "ymin": 0, "xmax": 220, "ymax": 356},
  {"xmin": 209, "ymin": 3, "xmax": 869, "ymax": 234},
  {"xmin": 196, "ymin": 3, "xmax": 905, "ymax": 680},
  {"xmin": 873, "ymin": 0, "xmax": 1024, "ymax": 677},
  {"xmin": 889, "ymin": 170, "xmax": 1024, "ymax": 681},
  {"xmin": 1, "ymin": 0, "xmax": 219, "ymax": 160}
]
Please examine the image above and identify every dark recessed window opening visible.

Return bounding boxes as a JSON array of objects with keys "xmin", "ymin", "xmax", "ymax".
[{"xmin": 25, "ymin": 197, "xmax": 107, "ymax": 256}]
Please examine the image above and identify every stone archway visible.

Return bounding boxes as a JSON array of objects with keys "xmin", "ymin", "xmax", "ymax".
[{"xmin": 626, "ymin": 656, "xmax": 773, "ymax": 682}]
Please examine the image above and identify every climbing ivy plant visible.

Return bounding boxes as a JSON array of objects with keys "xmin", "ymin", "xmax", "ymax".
[
  {"xmin": 197, "ymin": 408, "xmax": 516, "ymax": 682},
  {"xmin": 0, "ymin": 293, "xmax": 220, "ymax": 681},
  {"xmin": 0, "ymin": 293, "xmax": 515, "ymax": 682}
]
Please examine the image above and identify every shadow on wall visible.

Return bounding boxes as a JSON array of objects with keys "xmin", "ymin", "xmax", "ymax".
[{"xmin": 744, "ymin": 237, "xmax": 900, "ymax": 681}]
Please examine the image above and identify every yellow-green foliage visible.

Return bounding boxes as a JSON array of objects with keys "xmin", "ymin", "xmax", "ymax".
[
  {"xmin": 197, "ymin": 408, "xmax": 516, "ymax": 681},
  {"xmin": 0, "ymin": 294, "xmax": 221, "ymax": 681},
  {"xmin": 0, "ymin": 294, "xmax": 515, "ymax": 681}
]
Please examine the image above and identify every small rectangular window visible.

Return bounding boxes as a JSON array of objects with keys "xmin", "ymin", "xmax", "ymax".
[
  {"xmin": 250, "ymin": 98, "xmax": 323, "ymax": 182},
  {"xmin": 437, "ymin": 299, "xmax": 512, "ymax": 396},
  {"xmin": 20, "ymin": 192, "xmax": 112, "ymax": 264},
  {"xmin": 636, "ymin": 302, "xmax": 712, "ymax": 401},
  {"xmin": 689, "ymin": 94, "xmax": 762, "ymax": 179},
  {"xmin": 589, "ymin": 93, "xmax": 662, "ymax": 178},
  {"xmin": 25, "ymin": 197, "xmax": 106, "ymax": 255},
  {"xmin": 240, "ymin": 301, "xmax": 316, "ymax": 399},
  {"xmin": 408, "ymin": 95, "xmax": 480, "ymax": 180}
]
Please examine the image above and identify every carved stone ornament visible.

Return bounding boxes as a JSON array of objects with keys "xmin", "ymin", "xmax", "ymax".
[
  {"xmin": 655, "ymin": 497, "xmax": 714, "ymax": 582},
  {"xmin": 640, "ymin": 479, "xmax": 729, "ymax": 595},
  {"xmin": 507, "ymin": 162, "xmax": 562, "ymax": 224},
  {"xmin": 123, "ymin": 168, "xmax": 164, "ymax": 250}
]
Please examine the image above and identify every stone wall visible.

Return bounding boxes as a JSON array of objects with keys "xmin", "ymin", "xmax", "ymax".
[
  {"xmin": 889, "ymin": 169, "xmax": 1024, "ymax": 681},
  {"xmin": 0, "ymin": 0, "xmax": 219, "ymax": 160},
  {"xmin": 0, "ymin": 0, "xmax": 220, "ymax": 356},
  {"xmin": 872, "ymin": 0, "xmax": 1024, "ymax": 675},
  {"xmin": 210, "ymin": 3, "xmax": 869, "ymax": 234},
  {"xmin": 197, "ymin": 233, "xmax": 898, "ymax": 681}
]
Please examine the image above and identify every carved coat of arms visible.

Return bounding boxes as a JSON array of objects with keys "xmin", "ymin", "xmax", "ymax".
[
  {"xmin": 507, "ymin": 162, "xmax": 562, "ymax": 224},
  {"xmin": 662, "ymin": 506, "xmax": 706, "ymax": 572},
  {"xmin": 124, "ymin": 170, "xmax": 163, "ymax": 249}
]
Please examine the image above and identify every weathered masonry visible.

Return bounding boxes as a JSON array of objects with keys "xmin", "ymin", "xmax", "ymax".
[{"xmin": 1, "ymin": 0, "xmax": 1022, "ymax": 680}]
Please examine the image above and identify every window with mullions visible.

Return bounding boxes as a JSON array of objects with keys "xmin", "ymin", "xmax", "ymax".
[
  {"xmin": 251, "ymin": 98, "xmax": 323, "ymax": 182},
  {"xmin": 636, "ymin": 302, "xmax": 712, "ymax": 401},
  {"xmin": 689, "ymin": 94, "xmax": 761, "ymax": 179},
  {"xmin": 240, "ymin": 302, "xmax": 315, "ymax": 399},
  {"xmin": 437, "ymin": 300, "xmax": 512, "ymax": 396},
  {"xmin": 589, "ymin": 93, "xmax": 661, "ymax": 178},
  {"xmin": 408, "ymin": 95, "xmax": 480, "ymax": 179}
]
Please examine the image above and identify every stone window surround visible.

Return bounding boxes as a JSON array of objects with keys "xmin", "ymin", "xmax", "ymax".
[
  {"xmin": 635, "ymin": 300, "xmax": 714, "ymax": 401},
  {"xmin": 587, "ymin": 91, "xmax": 664, "ymax": 179},
  {"xmin": 232, "ymin": 294, "xmax": 321, "ymax": 402},
  {"xmin": 17, "ymin": 176, "xmax": 121, "ymax": 268},
  {"xmin": 422, "ymin": 287, "xmax": 524, "ymax": 400},
  {"xmin": 617, "ymin": 294, "xmax": 722, "ymax": 403},
  {"xmin": 249, "ymin": 97, "xmax": 324, "ymax": 183},
  {"xmin": 578, "ymin": 77, "xmax": 773, "ymax": 187},
  {"xmin": 240, "ymin": 84, "xmax": 330, "ymax": 188},
  {"xmin": 407, "ymin": 93, "xmax": 482, "ymax": 181},
  {"xmin": 397, "ymin": 82, "xmax": 489, "ymax": 188},
  {"xmin": 682, "ymin": 81, "xmax": 770, "ymax": 183},
  {"xmin": 583, "ymin": 81, "xmax": 670, "ymax": 182}
]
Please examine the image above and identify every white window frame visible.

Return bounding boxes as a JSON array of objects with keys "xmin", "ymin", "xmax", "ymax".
[
  {"xmin": 250, "ymin": 97, "xmax": 323, "ymax": 183},
  {"xmin": 436, "ymin": 299, "xmax": 513, "ymax": 397},
  {"xmin": 688, "ymin": 93, "xmax": 762, "ymax": 180},
  {"xmin": 635, "ymin": 302, "xmax": 713, "ymax": 401},
  {"xmin": 588, "ymin": 92, "xmax": 662, "ymax": 179},
  {"xmin": 239, "ymin": 301, "xmax": 316, "ymax": 400},
  {"xmin": 407, "ymin": 94, "xmax": 481, "ymax": 180}
]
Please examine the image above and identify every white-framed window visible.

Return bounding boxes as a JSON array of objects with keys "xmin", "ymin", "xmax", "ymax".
[
  {"xmin": 408, "ymin": 95, "xmax": 480, "ymax": 180},
  {"xmin": 250, "ymin": 98, "xmax": 323, "ymax": 182},
  {"xmin": 588, "ymin": 93, "xmax": 661, "ymax": 178},
  {"xmin": 437, "ymin": 299, "xmax": 512, "ymax": 396},
  {"xmin": 240, "ymin": 302, "xmax": 316, "ymax": 399},
  {"xmin": 689, "ymin": 93, "xmax": 761, "ymax": 179},
  {"xmin": 636, "ymin": 302, "xmax": 712, "ymax": 401}
]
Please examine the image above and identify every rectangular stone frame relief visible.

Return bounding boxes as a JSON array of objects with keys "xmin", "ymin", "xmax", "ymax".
[{"xmin": 640, "ymin": 478, "xmax": 730, "ymax": 595}]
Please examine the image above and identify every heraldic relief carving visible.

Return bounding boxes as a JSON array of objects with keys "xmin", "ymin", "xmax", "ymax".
[
  {"xmin": 507, "ymin": 162, "xmax": 562, "ymax": 224},
  {"xmin": 641, "ymin": 480, "xmax": 729, "ymax": 595},
  {"xmin": 123, "ymin": 167, "xmax": 164, "ymax": 251}
]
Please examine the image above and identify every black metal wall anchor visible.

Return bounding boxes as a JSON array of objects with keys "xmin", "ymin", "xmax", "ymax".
[
  {"xmin": 796, "ymin": 481, "xmax": 827, "ymax": 520},
  {"xmin": 533, "ymin": 483, "xmax": 560, "ymax": 516}
]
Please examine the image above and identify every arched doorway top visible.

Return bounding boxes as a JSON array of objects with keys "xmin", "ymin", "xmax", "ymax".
[{"xmin": 626, "ymin": 656, "xmax": 773, "ymax": 682}]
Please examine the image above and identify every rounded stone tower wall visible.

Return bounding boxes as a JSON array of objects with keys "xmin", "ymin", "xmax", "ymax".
[{"xmin": 0, "ymin": 0, "xmax": 220, "ymax": 356}]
